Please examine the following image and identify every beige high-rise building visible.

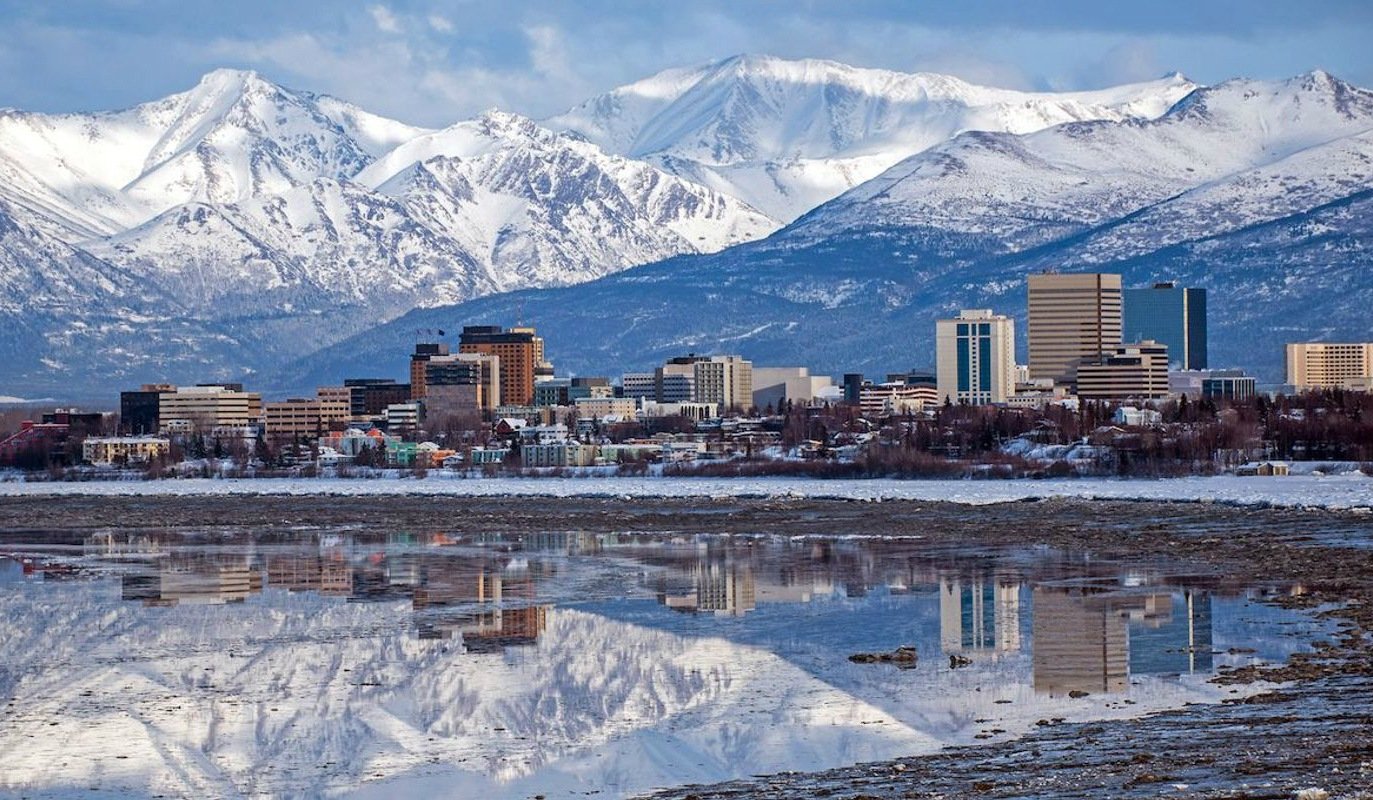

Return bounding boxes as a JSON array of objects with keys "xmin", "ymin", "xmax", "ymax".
[
  {"xmin": 694, "ymin": 355, "xmax": 754, "ymax": 410},
  {"xmin": 936, "ymin": 309, "xmax": 1016, "ymax": 405},
  {"xmin": 158, "ymin": 385, "xmax": 262, "ymax": 432},
  {"xmin": 1027, "ymin": 273, "xmax": 1123, "ymax": 384},
  {"xmin": 1286, "ymin": 343, "xmax": 1373, "ymax": 389}
]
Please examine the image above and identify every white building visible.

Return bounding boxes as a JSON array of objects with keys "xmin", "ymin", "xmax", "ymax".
[
  {"xmin": 936, "ymin": 309, "xmax": 1016, "ymax": 405},
  {"xmin": 751, "ymin": 367, "xmax": 835, "ymax": 410}
]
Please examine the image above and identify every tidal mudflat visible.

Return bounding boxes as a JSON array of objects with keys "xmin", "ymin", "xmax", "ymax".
[{"xmin": 0, "ymin": 497, "xmax": 1369, "ymax": 799}]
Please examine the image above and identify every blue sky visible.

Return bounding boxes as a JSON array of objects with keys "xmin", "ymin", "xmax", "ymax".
[{"xmin": 1, "ymin": 0, "xmax": 1370, "ymax": 126}]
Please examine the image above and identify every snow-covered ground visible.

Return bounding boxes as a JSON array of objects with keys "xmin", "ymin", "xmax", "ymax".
[{"xmin": 1, "ymin": 474, "xmax": 1370, "ymax": 511}]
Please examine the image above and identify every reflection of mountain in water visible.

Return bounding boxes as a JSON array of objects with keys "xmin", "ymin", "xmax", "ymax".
[{"xmin": 0, "ymin": 530, "xmax": 1316, "ymax": 799}]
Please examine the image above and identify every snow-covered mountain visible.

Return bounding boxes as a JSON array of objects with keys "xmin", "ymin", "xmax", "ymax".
[
  {"xmin": 0, "ymin": 69, "xmax": 778, "ymax": 396},
  {"xmin": 0, "ymin": 68, "xmax": 425, "ymax": 241},
  {"xmin": 548, "ymin": 54, "xmax": 1198, "ymax": 222},
  {"xmin": 294, "ymin": 71, "xmax": 1373, "ymax": 390}
]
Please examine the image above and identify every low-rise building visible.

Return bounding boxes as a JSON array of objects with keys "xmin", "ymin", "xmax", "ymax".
[
  {"xmin": 574, "ymin": 396, "xmax": 638, "ymax": 419},
  {"xmin": 859, "ymin": 383, "xmax": 937, "ymax": 417},
  {"xmin": 82, "ymin": 436, "xmax": 171, "ymax": 465},
  {"xmin": 1112, "ymin": 407, "xmax": 1163, "ymax": 427},
  {"xmin": 1075, "ymin": 341, "xmax": 1170, "ymax": 401},
  {"xmin": 640, "ymin": 401, "xmax": 718, "ymax": 421},
  {"xmin": 385, "ymin": 403, "xmax": 421, "ymax": 433},
  {"xmin": 1201, "ymin": 370, "xmax": 1257, "ymax": 402},
  {"xmin": 751, "ymin": 367, "xmax": 836, "ymax": 410},
  {"xmin": 521, "ymin": 442, "xmax": 600, "ymax": 467}
]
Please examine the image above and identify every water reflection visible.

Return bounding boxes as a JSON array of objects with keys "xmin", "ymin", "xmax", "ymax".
[{"xmin": 0, "ymin": 530, "xmax": 1327, "ymax": 799}]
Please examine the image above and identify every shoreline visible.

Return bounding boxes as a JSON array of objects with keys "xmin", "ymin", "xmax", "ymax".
[{"xmin": 1, "ymin": 473, "xmax": 1370, "ymax": 514}]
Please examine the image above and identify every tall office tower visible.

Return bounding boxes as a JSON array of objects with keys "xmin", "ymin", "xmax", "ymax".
[
  {"xmin": 1027, "ymin": 273, "xmax": 1123, "ymax": 384},
  {"xmin": 1286, "ymin": 342, "xmax": 1373, "ymax": 389},
  {"xmin": 458, "ymin": 326, "xmax": 547, "ymax": 407},
  {"xmin": 936, "ymin": 309, "xmax": 1016, "ymax": 405},
  {"xmin": 409, "ymin": 343, "xmax": 450, "ymax": 400},
  {"xmin": 1123, "ymin": 282, "xmax": 1207, "ymax": 370}
]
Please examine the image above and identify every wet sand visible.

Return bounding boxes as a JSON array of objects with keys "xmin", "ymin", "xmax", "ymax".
[{"xmin": 3, "ymin": 494, "xmax": 1371, "ymax": 798}]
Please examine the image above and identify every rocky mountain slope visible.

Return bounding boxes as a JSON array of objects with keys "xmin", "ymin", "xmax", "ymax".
[
  {"xmin": 289, "ymin": 71, "xmax": 1373, "ymax": 391},
  {"xmin": 548, "ymin": 54, "xmax": 1197, "ymax": 222}
]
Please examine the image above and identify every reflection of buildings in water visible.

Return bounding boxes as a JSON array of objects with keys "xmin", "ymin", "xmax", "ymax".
[
  {"xmin": 265, "ymin": 553, "xmax": 354, "ymax": 597},
  {"xmin": 418, "ymin": 605, "xmax": 551, "ymax": 652},
  {"xmin": 121, "ymin": 557, "xmax": 261, "ymax": 606},
  {"xmin": 82, "ymin": 532, "xmax": 166, "ymax": 557},
  {"xmin": 411, "ymin": 555, "xmax": 549, "ymax": 652},
  {"xmin": 1032, "ymin": 586, "xmax": 1129, "ymax": 696},
  {"xmin": 659, "ymin": 560, "xmax": 756, "ymax": 617},
  {"xmin": 939, "ymin": 575, "xmax": 1023, "ymax": 659},
  {"xmin": 1032, "ymin": 586, "xmax": 1215, "ymax": 696},
  {"xmin": 1126, "ymin": 590, "xmax": 1213, "ymax": 677}
]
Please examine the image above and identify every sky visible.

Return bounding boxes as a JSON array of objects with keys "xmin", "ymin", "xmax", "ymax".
[{"xmin": 0, "ymin": 0, "xmax": 1371, "ymax": 127}]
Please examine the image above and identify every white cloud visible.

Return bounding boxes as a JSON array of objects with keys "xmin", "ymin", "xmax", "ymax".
[
  {"xmin": 428, "ymin": 14, "xmax": 454, "ymax": 34},
  {"xmin": 368, "ymin": 5, "xmax": 401, "ymax": 34}
]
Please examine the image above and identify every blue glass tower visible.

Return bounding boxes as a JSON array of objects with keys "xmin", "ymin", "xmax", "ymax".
[{"xmin": 1122, "ymin": 283, "xmax": 1207, "ymax": 370}]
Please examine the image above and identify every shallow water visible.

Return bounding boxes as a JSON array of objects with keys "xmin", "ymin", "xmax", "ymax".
[{"xmin": 0, "ymin": 530, "xmax": 1330, "ymax": 799}]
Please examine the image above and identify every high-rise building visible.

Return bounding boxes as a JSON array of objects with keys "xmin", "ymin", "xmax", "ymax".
[
  {"xmin": 936, "ymin": 309, "xmax": 1016, "ymax": 405},
  {"xmin": 158, "ymin": 384, "xmax": 262, "ymax": 432},
  {"xmin": 120, "ymin": 383, "xmax": 176, "ymax": 435},
  {"xmin": 842, "ymin": 373, "xmax": 866, "ymax": 405},
  {"xmin": 344, "ymin": 379, "xmax": 411, "ymax": 420},
  {"xmin": 423, "ymin": 352, "xmax": 501, "ymax": 414},
  {"xmin": 694, "ymin": 355, "xmax": 753, "ymax": 410},
  {"xmin": 1075, "ymin": 340, "xmax": 1170, "ymax": 400},
  {"xmin": 620, "ymin": 373, "xmax": 656, "ymax": 401},
  {"xmin": 1027, "ymin": 273, "xmax": 1123, "ymax": 384},
  {"xmin": 1123, "ymin": 282, "xmax": 1207, "ymax": 370},
  {"xmin": 459, "ymin": 326, "xmax": 547, "ymax": 407},
  {"xmin": 652, "ymin": 355, "xmax": 752, "ymax": 409},
  {"xmin": 409, "ymin": 343, "xmax": 450, "ymax": 400},
  {"xmin": 1286, "ymin": 342, "xmax": 1373, "ymax": 389}
]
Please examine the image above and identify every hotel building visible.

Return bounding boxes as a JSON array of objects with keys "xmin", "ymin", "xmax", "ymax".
[{"xmin": 935, "ymin": 309, "xmax": 1016, "ymax": 405}]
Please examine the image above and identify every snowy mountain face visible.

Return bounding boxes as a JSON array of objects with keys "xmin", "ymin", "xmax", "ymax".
[
  {"xmin": 548, "ymin": 55, "xmax": 1198, "ymax": 222},
  {"xmin": 292, "ymin": 71, "xmax": 1373, "ymax": 391},
  {"xmin": 6, "ymin": 61, "xmax": 1368, "ymax": 399},
  {"xmin": 0, "ymin": 70, "xmax": 776, "ymax": 397}
]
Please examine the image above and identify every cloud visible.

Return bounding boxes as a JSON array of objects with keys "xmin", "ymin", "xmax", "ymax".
[
  {"xmin": 0, "ymin": 0, "xmax": 1370, "ymax": 127},
  {"xmin": 368, "ymin": 5, "xmax": 400, "ymax": 35}
]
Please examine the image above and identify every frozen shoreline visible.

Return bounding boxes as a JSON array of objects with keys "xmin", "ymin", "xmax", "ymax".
[{"xmin": 1, "ymin": 473, "xmax": 1371, "ymax": 511}]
